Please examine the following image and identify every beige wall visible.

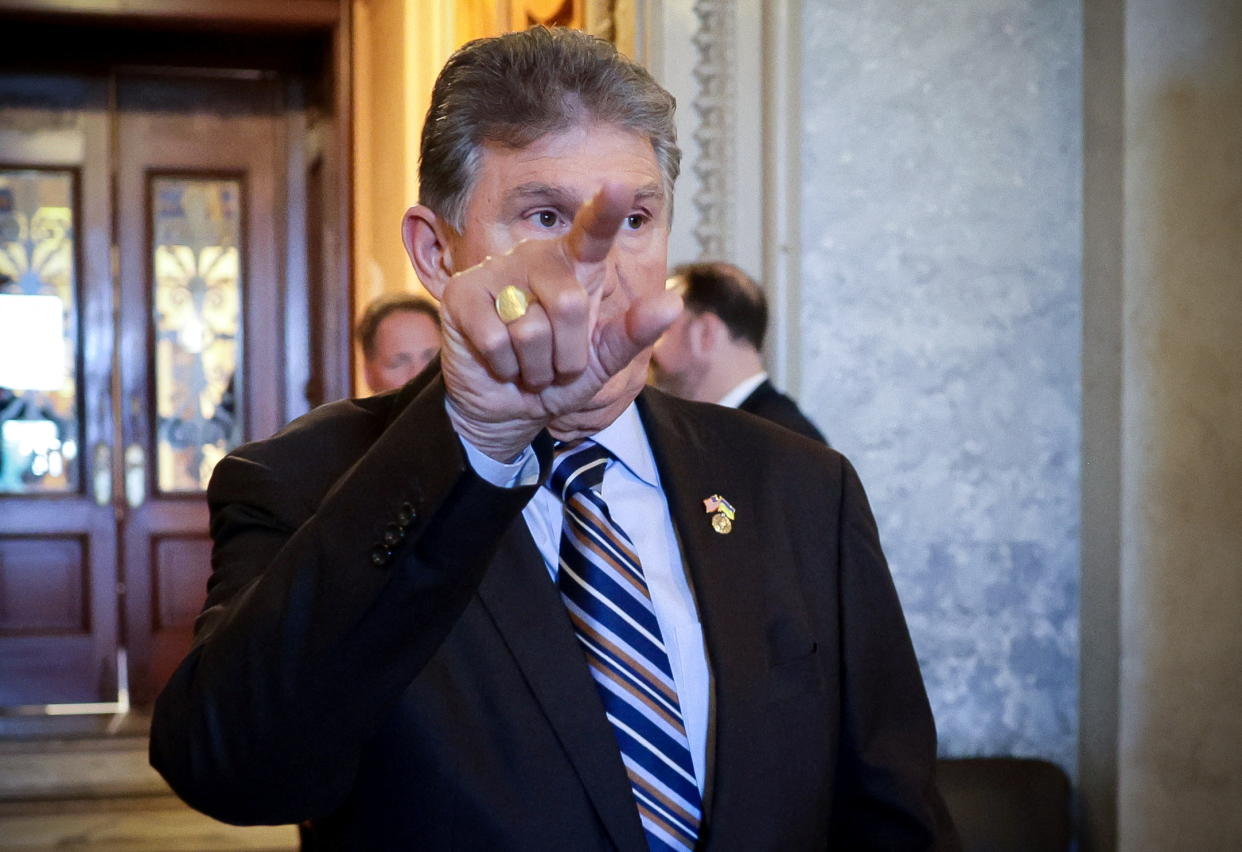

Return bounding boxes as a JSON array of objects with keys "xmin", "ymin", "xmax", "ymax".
[
  {"xmin": 351, "ymin": 0, "xmax": 501, "ymax": 391},
  {"xmin": 1116, "ymin": 0, "xmax": 1242, "ymax": 847},
  {"xmin": 352, "ymin": 0, "xmax": 457, "ymax": 305}
]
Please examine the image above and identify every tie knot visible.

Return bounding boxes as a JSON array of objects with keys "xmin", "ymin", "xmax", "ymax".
[{"xmin": 548, "ymin": 440, "xmax": 612, "ymax": 501}]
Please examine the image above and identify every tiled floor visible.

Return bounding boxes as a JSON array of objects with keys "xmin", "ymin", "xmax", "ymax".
[
  {"xmin": 0, "ymin": 714, "xmax": 297, "ymax": 852},
  {"xmin": 0, "ymin": 798, "xmax": 298, "ymax": 851}
]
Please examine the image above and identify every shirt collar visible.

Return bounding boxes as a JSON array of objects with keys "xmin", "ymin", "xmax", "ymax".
[
  {"xmin": 589, "ymin": 400, "xmax": 660, "ymax": 489},
  {"xmin": 716, "ymin": 371, "xmax": 768, "ymax": 409}
]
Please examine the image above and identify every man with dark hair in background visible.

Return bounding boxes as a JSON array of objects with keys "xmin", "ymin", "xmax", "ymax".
[
  {"xmin": 652, "ymin": 261, "xmax": 828, "ymax": 444},
  {"xmin": 151, "ymin": 26, "xmax": 956, "ymax": 851},
  {"xmin": 356, "ymin": 292, "xmax": 442, "ymax": 393}
]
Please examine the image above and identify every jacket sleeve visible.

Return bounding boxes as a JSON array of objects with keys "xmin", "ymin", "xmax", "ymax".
[
  {"xmin": 149, "ymin": 376, "xmax": 549, "ymax": 826},
  {"xmin": 827, "ymin": 456, "xmax": 961, "ymax": 850}
]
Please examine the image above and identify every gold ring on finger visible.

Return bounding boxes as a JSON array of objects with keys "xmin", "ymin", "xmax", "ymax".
[{"xmin": 495, "ymin": 285, "xmax": 533, "ymax": 324}]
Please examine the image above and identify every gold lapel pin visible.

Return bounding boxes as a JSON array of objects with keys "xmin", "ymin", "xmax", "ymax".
[{"xmin": 702, "ymin": 494, "xmax": 736, "ymax": 535}]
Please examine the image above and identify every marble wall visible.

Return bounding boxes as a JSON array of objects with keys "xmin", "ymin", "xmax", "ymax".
[{"xmin": 797, "ymin": 0, "xmax": 1082, "ymax": 772}]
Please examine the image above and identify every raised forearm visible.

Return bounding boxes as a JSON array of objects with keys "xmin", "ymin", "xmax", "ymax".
[{"xmin": 150, "ymin": 382, "xmax": 544, "ymax": 824}]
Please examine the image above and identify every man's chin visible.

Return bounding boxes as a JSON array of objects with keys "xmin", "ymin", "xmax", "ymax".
[
  {"xmin": 548, "ymin": 396, "xmax": 629, "ymax": 441},
  {"xmin": 548, "ymin": 367, "xmax": 645, "ymax": 440}
]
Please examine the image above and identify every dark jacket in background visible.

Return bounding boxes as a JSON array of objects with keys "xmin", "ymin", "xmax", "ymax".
[{"xmin": 739, "ymin": 378, "xmax": 829, "ymax": 444}]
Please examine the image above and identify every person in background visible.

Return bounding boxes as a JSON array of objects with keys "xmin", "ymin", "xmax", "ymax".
[
  {"xmin": 356, "ymin": 292, "xmax": 442, "ymax": 393},
  {"xmin": 652, "ymin": 261, "xmax": 828, "ymax": 443}
]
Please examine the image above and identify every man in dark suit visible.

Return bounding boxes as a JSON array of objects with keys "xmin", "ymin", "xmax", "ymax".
[
  {"xmin": 150, "ymin": 27, "xmax": 956, "ymax": 851},
  {"xmin": 651, "ymin": 261, "xmax": 828, "ymax": 444}
]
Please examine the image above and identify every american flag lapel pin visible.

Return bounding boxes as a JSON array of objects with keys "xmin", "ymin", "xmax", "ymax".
[{"xmin": 702, "ymin": 494, "xmax": 736, "ymax": 535}]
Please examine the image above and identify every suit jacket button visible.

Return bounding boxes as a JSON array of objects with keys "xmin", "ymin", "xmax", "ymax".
[
  {"xmin": 382, "ymin": 523, "xmax": 402, "ymax": 547},
  {"xmin": 370, "ymin": 546, "xmax": 391, "ymax": 567},
  {"xmin": 397, "ymin": 502, "xmax": 416, "ymax": 526}
]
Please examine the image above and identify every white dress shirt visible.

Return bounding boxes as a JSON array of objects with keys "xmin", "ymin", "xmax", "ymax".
[
  {"xmin": 715, "ymin": 371, "xmax": 767, "ymax": 409},
  {"xmin": 460, "ymin": 403, "xmax": 711, "ymax": 793}
]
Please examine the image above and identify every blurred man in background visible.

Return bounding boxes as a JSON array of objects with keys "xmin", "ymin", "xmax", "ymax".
[
  {"xmin": 356, "ymin": 292, "xmax": 441, "ymax": 393},
  {"xmin": 652, "ymin": 261, "xmax": 827, "ymax": 443}
]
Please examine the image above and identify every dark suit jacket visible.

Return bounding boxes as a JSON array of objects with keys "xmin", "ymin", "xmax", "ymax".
[
  {"xmin": 738, "ymin": 378, "xmax": 828, "ymax": 445},
  {"xmin": 150, "ymin": 366, "xmax": 956, "ymax": 850}
]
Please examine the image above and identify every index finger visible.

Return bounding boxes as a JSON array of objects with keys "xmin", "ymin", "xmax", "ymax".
[{"xmin": 564, "ymin": 181, "xmax": 630, "ymax": 265}]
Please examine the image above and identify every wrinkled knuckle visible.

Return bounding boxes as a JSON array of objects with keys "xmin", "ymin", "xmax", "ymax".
[
  {"xmin": 548, "ymin": 287, "xmax": 588, "ymax": 321},
  {"xmin": 508, "ymin": 315, "xmax": 545, "ymax": 344},
  {"xmin": 557, "ymin": 355, "xmax": 588, "ymax": 378},
  {"xmin": 524, "ymin": 370, "xmax": 553, "ymax": 391},
  {"xmin": 476, "ymin": 326, "xmax": 512, "ymax": 361}
]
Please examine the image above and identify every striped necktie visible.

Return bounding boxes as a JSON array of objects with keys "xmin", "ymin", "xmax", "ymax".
[{"xmin": 548, "ymin": 440, "xmax": 702, "ymax": 852}]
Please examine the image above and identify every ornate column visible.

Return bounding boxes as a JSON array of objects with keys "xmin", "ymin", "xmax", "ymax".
[{"xmin": 688, "ymin": 0, "xmax": 733, "ymax": 258}]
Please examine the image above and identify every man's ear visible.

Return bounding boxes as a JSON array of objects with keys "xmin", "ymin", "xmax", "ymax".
[
  {"xmin": 690, "ymin": 311, "xmax": 723, "ymax": 358},
  {"xmin": 402, "ymin": 204, "xmax": 456, "ymax": 299}
]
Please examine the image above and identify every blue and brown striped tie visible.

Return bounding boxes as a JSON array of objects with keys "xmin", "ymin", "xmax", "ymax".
[{"xmin": 548, "ymin": 440, "xmax": 702, "ymax": 852}]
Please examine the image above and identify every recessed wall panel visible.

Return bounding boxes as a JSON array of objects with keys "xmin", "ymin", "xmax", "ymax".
[
  {"xmin": 0, "ymin": 536, "xmax": 86, "ymax": 634},
  {"xmin": 151, "ymin": 534, "xmax": 211, "ymax": 633}
]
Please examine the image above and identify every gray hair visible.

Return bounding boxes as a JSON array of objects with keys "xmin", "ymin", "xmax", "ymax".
[{"xmin": 419, "ymin": 26, "xmax": 680, "ymax": 231}]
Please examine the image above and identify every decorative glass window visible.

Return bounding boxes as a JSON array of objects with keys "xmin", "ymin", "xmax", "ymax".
[
  {"xmin": 151, "ymin": 176, "xmax": 243, "ymax": 494},
  {"xmin": 0, "ymin": 169, "xmax": 79, "ymax": 495}
]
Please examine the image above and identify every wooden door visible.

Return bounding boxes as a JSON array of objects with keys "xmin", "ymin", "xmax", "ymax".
[
  {"xmin": 1, "ymin": 68, "xmax": 300, "ymax": 708},
  {"xmin": 0, "ymin": 73, "xmax": 119, "ymax": 706},
  {"xmin": 114, "ymin": 73, "xmax": 287, "ymax": 704}
]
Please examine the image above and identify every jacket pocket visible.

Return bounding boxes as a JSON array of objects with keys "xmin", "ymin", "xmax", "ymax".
[{"xmin": 767, "ymin": 640, "xmax": 825, "ymax": 702}]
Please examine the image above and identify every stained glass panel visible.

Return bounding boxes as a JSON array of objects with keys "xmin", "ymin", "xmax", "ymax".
[
  {"xmin": 0, "ymin": 169, "xmax": 79, "ymax": 495},
  {"xmin": 151, "ymin": 177, "xmax": 242, "ymax": 494}
]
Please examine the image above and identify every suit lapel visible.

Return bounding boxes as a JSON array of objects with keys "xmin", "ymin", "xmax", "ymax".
[
  {"xmin": 637, "ymin": 390, "xmax": 776, "ymax": 848},
  {"xmin": 476, "ymin": 518, "xmax": 648, "ymax": 851}
]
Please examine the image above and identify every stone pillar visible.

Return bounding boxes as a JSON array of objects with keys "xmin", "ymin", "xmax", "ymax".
[{"xmin": 1116, "ymin": 0, "xmax": 1242, "ymax": 847}]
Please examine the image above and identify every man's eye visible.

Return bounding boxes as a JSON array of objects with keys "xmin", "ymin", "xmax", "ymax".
[
  {"xmin": 623, "ymin": 214, "xmax": 648, "ymax": 230},
  {"xmin": 534, "ymin": 210, "xmax": 561, "ymax": 228}
]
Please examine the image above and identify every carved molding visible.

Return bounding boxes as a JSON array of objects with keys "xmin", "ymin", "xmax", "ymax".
[{"xmin": 690, "ymin": 0, "xmax": 733, "ymax": 258}]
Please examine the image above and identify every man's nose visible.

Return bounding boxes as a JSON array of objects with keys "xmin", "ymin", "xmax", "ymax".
[{"xmin": 596, "ymin": 253, "xmax": 624, "ymax": 301}]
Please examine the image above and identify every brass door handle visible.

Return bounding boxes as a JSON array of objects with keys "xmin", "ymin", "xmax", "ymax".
[
  {"xmin": 93, "ymin": 442, "xmax": 112, "ymax": 507},
  {"xmin": 124, "ymin": 443, "xmax": 145, "ymax": 508}
]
